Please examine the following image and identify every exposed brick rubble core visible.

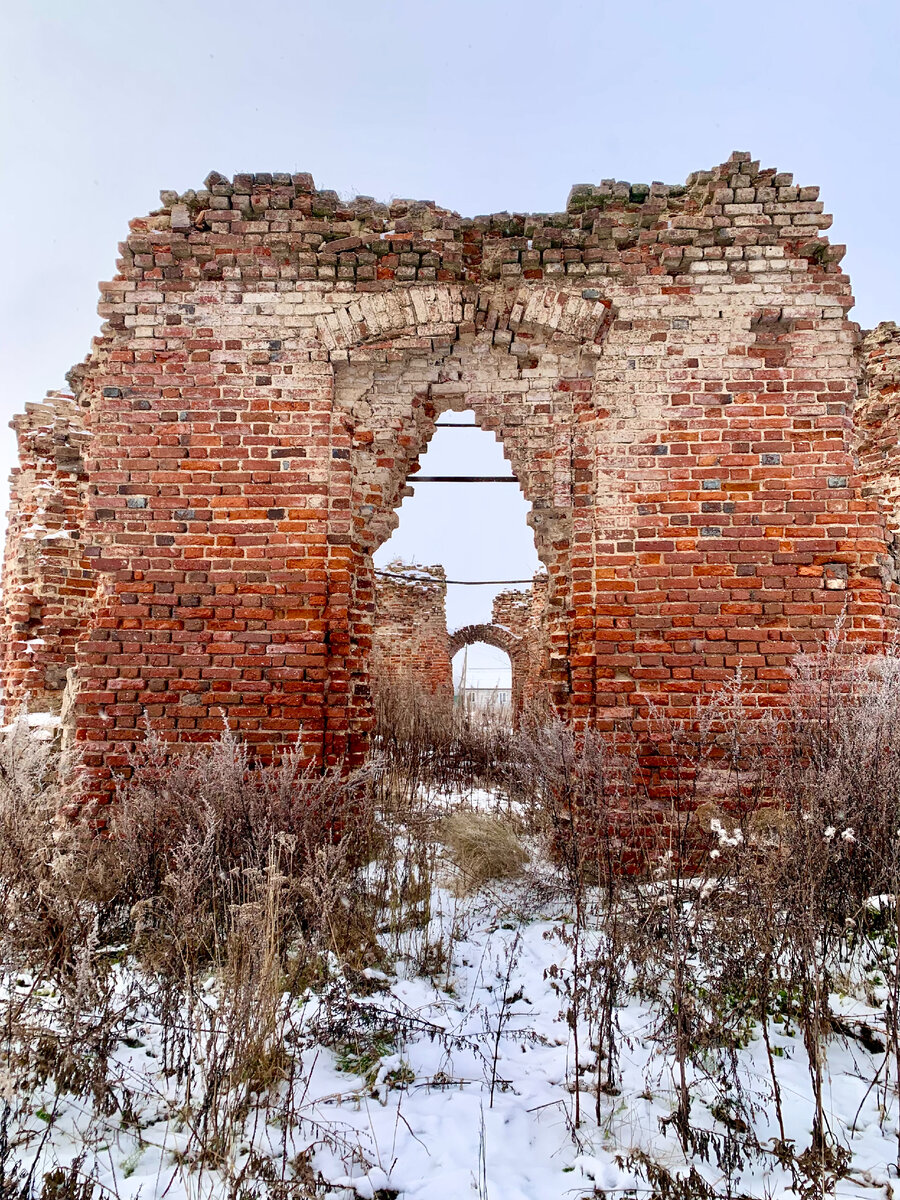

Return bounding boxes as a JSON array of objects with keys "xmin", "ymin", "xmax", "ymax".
[
  {"xmin": 3, "ymin": 152, "xmax": 900, "ymax": 800},
  {"xmin": 856, "ymin": 323, "xmax": 900, "ymax": 588},
  {"xmin": 1, "ymin": 392, "xmax": 94, "ymax": 713}
]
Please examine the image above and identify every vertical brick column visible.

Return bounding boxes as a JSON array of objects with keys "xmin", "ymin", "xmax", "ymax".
[
  {"xmin": 492, "ymin": 577, "xmax": 550, "ymax": 713},
  {"xmin": 73, "ymin": 323, "xmax": 341, "ymax": 796},
  {"xmin": 0, "ymin": 392, "xmax": 94, "ymax": 716}
]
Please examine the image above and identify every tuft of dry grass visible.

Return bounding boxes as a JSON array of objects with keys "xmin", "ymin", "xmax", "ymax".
[{"xmin": 440, "ymin": 810, "xmax": 529, "ymax": 892}]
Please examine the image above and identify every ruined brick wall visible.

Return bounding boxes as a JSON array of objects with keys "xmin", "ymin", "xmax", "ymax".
[
  {"xmin": 4, "ymin": 152, "xmax": 899, "ymax": 799},
  {"xmin": 856, "ymin": 323, "xmax": 900, "ymax": 591},
  {"xmin": 0, "ymin": 392, "xmax": 94, "ymax": 715},
  {"xmin": 371, "ymin": 563, "xmax": 453, "ymax": 702},
  {"xmin": 492, "ymin": 575, "xmax": 550, "ymax": 713}
]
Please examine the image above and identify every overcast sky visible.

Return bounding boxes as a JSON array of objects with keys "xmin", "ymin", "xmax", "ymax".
[{"xmin": 3, "ymin": 0, "xmax": 899, "ymax": 685}]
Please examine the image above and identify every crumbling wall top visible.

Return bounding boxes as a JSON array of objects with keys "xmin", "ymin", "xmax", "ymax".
[{"xmin": 101, "ymin": 151, "xmax": 843, "ymax": 301}]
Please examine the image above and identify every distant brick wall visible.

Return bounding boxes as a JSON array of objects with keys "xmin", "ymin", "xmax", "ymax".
[
  {"xmin": 371, "ymin": 563, "xmax": 453, "ymax": 703},
  {"xmin": 3, "ymin": 152, "xmax": 899, "ymax": 802},
  {"xmin": 0, "ymin": 392, "xmax": 94, "ymax": 715},
  {"xmin": 492, "ymin": 576, "xmax": 550, "ymax": 713},
  {"xmin": 373, "ymin": 570, "xmax": 545, "ymax": 720}
]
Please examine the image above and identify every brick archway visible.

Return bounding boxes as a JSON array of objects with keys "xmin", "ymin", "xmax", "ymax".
[
  {"xmin": 3, "ymin": 153, "xmax": 899, "ymax": 799},
  {"xmin": 331, "ymin": 325, "xmax": 594, "ymax": 741},
  {"xmin": 449, "ymin": 622, "xmax": 528, "ymax": 719},
  {"xmin": 448, "ymin": 622, "xmax": 521, "ymax": 661}
]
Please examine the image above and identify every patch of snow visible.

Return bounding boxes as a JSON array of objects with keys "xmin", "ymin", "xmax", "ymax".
[
  {"xmin": 1, "ymin": 710, "xmax": 61, "ymax": 741},
  {"xmin": 4, "ymin": 800, "xmax": 899, "ymax": 1198}
]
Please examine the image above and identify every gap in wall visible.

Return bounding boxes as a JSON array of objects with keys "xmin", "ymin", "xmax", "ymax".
[
  {"xmin": 373, "ymin": 409, "xmax": 540, "ymax": 688},
  {"xmin": 452, "ymin": 643, "xmax": 512, "ymax": 693}
]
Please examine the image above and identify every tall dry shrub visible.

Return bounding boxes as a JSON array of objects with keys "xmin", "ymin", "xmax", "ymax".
[
  {"xmin": 0, "ymin": 725, "xmax": 97, "ymax": 978},
  {"xmin": 507, "ymin": 719, "xmax": 638, "ymax": 1126},
  {"xmin": 0, "ymin": 724, "xmax": 129, "ymax": 1135},
  {"xmin": 747, "ymin": 635, "xmax": 900, "ymax": 1171},
  {"xmin": 631, "ymin": 636, "xmax": 900, "ymax": 1181},
  {"xmin": 372, "ymin": 676, "xmax": 514, "ymax": 804},
  {"xmin": 0, "ymin": 726, "xmax": 383, "ymax": 1178}
]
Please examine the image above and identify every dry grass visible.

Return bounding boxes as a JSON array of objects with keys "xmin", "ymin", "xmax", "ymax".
[
  {"xmin": 103, "ymin": 727, "xmax": 380, "ymax": 980},
  {"xmin": 0, "ymin": 728, "xmax": 386, "ymax": 1185},
  {"xmin": 5, "ymin": 631, "xmax": 900, "ymax": 1194},
  {"xmin": 372, "ymin": 676, "xmax": 515, "ymax": 808},
  {"xmin": 440, "ymin": 810, "xmax": 529, "ymax": 892}
]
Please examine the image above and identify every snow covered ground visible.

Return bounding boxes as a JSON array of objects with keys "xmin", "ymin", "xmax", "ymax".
[{"xmin": 6, "ymin": 826, "xmax": 899, "ymax": 1200}]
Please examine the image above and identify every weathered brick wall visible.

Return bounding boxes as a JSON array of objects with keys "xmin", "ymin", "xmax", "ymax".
[
  {"xmin": 492, "ymin": 575, "xmax": 550, "ymax": 713},
  {"xmin": 0, "ymin": 392, "xmax": 94, "ymax": 715},
  {"xmin": 3, "ymin": 152, "xmax": 898, "ymax": 800},
  {"xmin": 857, "ymin": 323, "xmax": 900, "ymax": 590},
  {"xmin": 371, "ymin": 563, "xmax": 453, "ymax": 702}
]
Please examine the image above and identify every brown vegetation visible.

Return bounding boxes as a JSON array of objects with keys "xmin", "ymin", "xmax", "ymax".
[{"xmin": 3, "ymin": 634, "xmax": 900, "ymax": 1195}]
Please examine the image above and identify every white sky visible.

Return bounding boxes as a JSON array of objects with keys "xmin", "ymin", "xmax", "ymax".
[{"xmin": 3, "ymin": 0, "xmax": 899, "ymax": 687}]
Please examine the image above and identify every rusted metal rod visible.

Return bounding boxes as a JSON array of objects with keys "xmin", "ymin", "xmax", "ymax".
[{"xmin": 375, "ymin": 569, "xmax": 538, "ymax": 585}]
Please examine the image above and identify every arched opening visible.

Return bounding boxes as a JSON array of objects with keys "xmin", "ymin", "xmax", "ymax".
[
  {"xmin": 333, "ymin": 330, "xmax": 589, "ymax": 759},
  {"xmin": 369, "ymin": 408, "xmax": 543, "ymax": 711},
  {"xmin": 374, "ymin": 408, "xmax": 539, "ymax": 618},
  {"xmin": 452, "ymin": 642, "xmax": 512, "ymax": 720}
]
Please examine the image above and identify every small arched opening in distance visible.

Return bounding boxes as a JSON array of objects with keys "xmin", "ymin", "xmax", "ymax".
[
  {"xmin": 449, "ymin": 622, "xmax": 529, "ymax": 722},
  {"xmin": 451, "ymin": 640, "xmax": 513, "ymax": 722}
]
